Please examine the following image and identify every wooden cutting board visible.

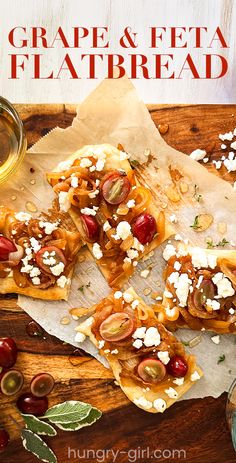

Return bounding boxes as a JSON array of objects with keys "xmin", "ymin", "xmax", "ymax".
[{"xmin": 0, "ymin": 104, "xmax": 235, "ymax": 463}]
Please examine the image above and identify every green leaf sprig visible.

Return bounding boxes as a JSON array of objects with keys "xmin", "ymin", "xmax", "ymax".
[
  {"xmin": 20, "ymin": 400, "xmax": 102, "ymax": 463},
  {"xmin": 190, "ymin": 215, "xmax": 201, "ymax": 230}
]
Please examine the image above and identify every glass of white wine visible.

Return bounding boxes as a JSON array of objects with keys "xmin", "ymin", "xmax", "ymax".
[
  {"xmin": 0, "ymin": 97, "xmax": 27, "ymax": 184},
  {"xmin": 226, "ymin": 379, "xmax": 236, "ymax": 451}
]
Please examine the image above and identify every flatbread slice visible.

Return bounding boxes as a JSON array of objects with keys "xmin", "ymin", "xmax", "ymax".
[
  {"xmin": 160, "ymin": 243, "xmax": 236, "ymax": 334},
  {"xmin": 0, "ymin": 206, "xmax": 82, "ymax": 300},
  {"xmin": 47, "ymin": 144, "xmax": 173, "ymax": 287},
  {"xmin": 74, "ymin": 287, "xmax": 202, "ymax": 413}
]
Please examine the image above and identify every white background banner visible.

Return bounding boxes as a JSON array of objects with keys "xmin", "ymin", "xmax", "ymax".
[{"xmin": 0, "ymin": 0, "xmax": 235, "ymax": 103}]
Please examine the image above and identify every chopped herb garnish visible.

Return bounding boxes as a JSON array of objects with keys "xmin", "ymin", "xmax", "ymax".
[
  {"xmin": 78, "ymin": 283, "xmax": 90, "ymax": 293},
  {"xmin": 206, "ymin": 238, "xmax": 229, "ymax": 249},
  {"xmin": 216, "ymin": 238, "xmax": 229, "ymax": 247},
  {"xmin": 193, "ymin": 184, "xmax": 202, "ymax": 202},
  {"xmin": 130, "ymin": 159, "xmax": 140, "ymax": 169},
  {"xmin": 181, "ymin": 340, "xmax": 190, "ymax": 347},
  {"xmin": 190, "ymin": 215, "xmax": 201, "ymax": 230},
  {"xmin": 217, "ymin": 354, "xmax": 225, "ymax": 364}
]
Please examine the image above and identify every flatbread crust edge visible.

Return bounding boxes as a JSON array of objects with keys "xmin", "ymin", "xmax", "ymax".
[
  {"xmin": 50, "ymin": 144, "xmax": 174, "ymax": 287},
  {"xmin": 0, "ymin": 270, "xmax": 73, "ymax": 300},
  {"xmin": 162, "ymin": 246, "xmax": 236, "ymax": 332},
  {"xmin": 76, "ymin": 287, "xmax": 203, "ymax": 413}
]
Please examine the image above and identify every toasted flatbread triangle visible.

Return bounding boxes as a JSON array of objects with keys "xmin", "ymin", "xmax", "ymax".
[{"xmin": 75, "ymin": 287, "xmax": 202, "ymax": 413}]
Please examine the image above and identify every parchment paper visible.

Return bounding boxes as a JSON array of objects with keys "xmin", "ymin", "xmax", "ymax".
[{"xmin": 1, "ymin": 76, "xmax": 235, "ymax": 399}]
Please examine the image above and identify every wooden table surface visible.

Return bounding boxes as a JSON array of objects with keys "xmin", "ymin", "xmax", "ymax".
[{"xmin": 1, "ymin": 104, "xmax": 236, "ymax": 463}]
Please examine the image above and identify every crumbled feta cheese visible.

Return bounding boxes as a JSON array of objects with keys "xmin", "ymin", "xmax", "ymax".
[
  {"xmin": 203, "ymin": 157, "xmax": 209, "ymax": 163},
  {"xmin": 157, "ymin": 351, "xmax": 170, "ymax": 365},
  {"xmin": 127, "ymin": 249, "xmax": 139, "ymax": 260},
  {"xmin": 21, "ymin": 264, "xmax": 33, "ymax": 274},
  {"xmin": 212, "ymin": 272, "xmax": 224, "ymax": 285},
  {"xmin": 88, "ymin": 189, "xmax": 99, "ymax": 199},
  {"xmin": 92, "ymin": 243, "xmax": 103, "ymax": 260},
  {"xmin": 30, "ymin": 237, "xmax": 41, "ymax": 253},
  {"xmin": 80, "ymin": 207, "xmax": 97, "ymax": 216},
  {"xmin": 174, "ymin": 261, "xmax": 181, "ymax": 271},
  {"xmin": 168, "ymin": 271, "xmax": 180, "ymax": 286},
  {"xmin": 39, "ymin": 221, "xmax": 59, "ymax": 235},
  {"xmin": 89, "ymin": 165, "xmax": 96, "ymax": 172},
  {"xmin": 132, "ymin": 327, "xmax": 146, "ymax": 339},
  {"xmin": 143, "ymin": 327, "xmax": 161, "ymax": 347},
  {"xmin": 229, "ymin": 308, "xmax": 235, "ymax": 315},
  {"xmin": 132, "ymin": 238, "xmax": 144, "ymax": 252},
  {"xmin": 123, "ymin": 291, "xmax": 134, "ymax": 303},
  {"xmin": 191, "ymin": 248, "xmax": 217, "ymax": 269},
  {"xmin": 57, "ymin": 275, "xmax": 69, "ymax": 288},
  {"xmin": 104, "ymin": 349, "xmax": 110, "ymax": 354},
  {"xmin": 219, "ymin": 131, "xmax": 233, "ymax": 141},
  {"xmin": 132, "ymin": 339, "xmax": 143, "ymax": 349},
  {"xmin": 32, "ymin": 277, "xmax": 40, "ymax": 285},
  {"xmin": 56, "ymin": 159, "xmax": 73, "ymax": 172},
  {"xmin": 224, "ymin": 157, "xmax": 236, "ymax": 172},
  {"xmin": 175, "ymin": 273, "xmax": 192, "ymax": 307},
  {"xmin": 173, "ymin": 377, "xmax": 185, "ymax": 386},
  {"xmin": 59, "ymin": 191, "xmax": 70, "ymax": 212},
  {"xmin": 134, "ymin": 396, "xmax": 153, "ymax": 410},
  {"xmin": 169, "ymin": 214, "xmax": 177, "ymax": 223},
  {"xmin": 15, "ymin": 212, "xmax": 32, "ymax": 222},
  {"xmin": 206, "ymin": 299, "xmax": 221, "ymax": 311},
  {"xmin": 29, "ymin": 267, "xmax": 41, "ymax": 278},
  {"xmin": 190, "ymin": 149, "xmax": 206, "ymax": 161},
  {"xmin": 230, "ymin": 141, "xmax": 236, "ymax": 150},
  {"xmin": 51, "ymin": 262, "xmax": 65, "ymax": 276},
  {"xmin": 103, "ymin": 221, "xmax": 111, "ymax": 232},
  {"xmin": 116, "ymin": 221, "xmax": 131, "ymax": 240},
  {"xmin": 211, "ymin": 335, "xmax": 220, "ymax": 345},
  {"xmin": 127, "ymin": 199, "xmax": 135, "ymax": 208},
  {"xmin": 71, "ymin": 176, "xmax": 79, "ymax": 188},
  {"xmin": 175, "ymin": 234, "xmax": 182, "ymax": 241},
  {"xmin": 221, "ymin": 144, "xmax": 227, "ymax": 150},
  {"xmin": 190, "ymin": 371, "xmax": 201, "ymax": 381},
  {"xmin": 114, "ymin": 291, "xmax": 123, "ymax": 299},
  {"xmin": 164, "ymin": 387, "xmax": 178, "ymax": 399},
  {"xmin": 98, "ymin": 340, "xmax": 105, "ymax": 349},
  {"xmin": 140, "ymin": 269, "xmax": 150, "ymax": 279},
  {"xmin": 163, "ymin": 290, "xmax": 173, "ymax": 299},
  {"xmin": 213, "ymin": 160, "xmax": 222, "ymax": 170},
  {"xmin": 131, "ymin": 299, "xmax": 139, "ymax": 310},
  {"xmin": 111, "ymin": 349, "xmax": 119, "ymax": 355},
  {"xmin": 196, "ymin": 275, "xmax": 204, "ymax": 289},
  {"xmin": 96, "ymin": 159, "xmax": 105, "ymax": 171},
  {"xmin": 163, "ymin": 244, "xmax": 176, "ymax": 261},
  {"xmin": 153, "ymin": 398, "xmax": 167, "ymax": 413},
  {"xmin": 75, "ymin": 332, "xmax": 86, "ymax": 343},
  {"xmin": 80, "ymin": 158, "xmax": 92, "ymax": 168},
  {"xmin": 217, "ymin": 277, "xmax": 235, "ymax": 298}
]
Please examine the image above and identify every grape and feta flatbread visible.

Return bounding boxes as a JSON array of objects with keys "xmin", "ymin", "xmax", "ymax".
[
  {"xmin": 159, "ymin": 243, "xmax": 236, "ymax": 334},
  {"xmin": 0, "ymin": 206, "xmax": 81, "ymax": 300},
  {"xmin": 47, "ymin": 144, "xmax": 173, "ymax": 287},
  {"xmin": 74, "ymin": 287, "xmax": 202, "ymax": 413}
]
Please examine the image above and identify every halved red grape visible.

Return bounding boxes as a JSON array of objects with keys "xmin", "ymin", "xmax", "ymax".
[
  {"xmin": 35, "ymin": 245, "xmax": 66, "ymax": 275},
  {"xmin": 167, "ymin": 355, "xmax": 188, "ymax": 378},
  {"xmin": 80, "ymin": 214, "xmax": 99, "ymax": 241},
  {"xmin": 193, "ymin": 279, "xmax": 215, "ymax": 310},
  {"xmin": 0, "ymin": 428, "xmax": 9, "ymax": 453},
  {"xmin": 0, "ymin": 338, "xmax": 17, "ymax": 369},
  {"xmin": 99, "ymin": 312, "xmax": 134, "ymax": 342},
  {"xmin": 132, "ymin": 213, "xmax": 157, "ymax": 245},
  {"xmin": 137, "ymin": 358, "xmax": 166, "ymax": 384},
  {"xmin": 0, "ymin": 236, "xmax": 17, "ymax": 261},
  {"xmin": 17, "ymin": 393, "xmax": 48, "ymax": 416},
  {"xmin": 31, "ymin": 373, "xmax": 55, "ymax": 397},
  {"xmin": 101, "ymin": 171, "xmax": 131, "ymax": 205},
  {"xmin": 0, "ymin": 369, "xmax": 24, "ymax": 396}
]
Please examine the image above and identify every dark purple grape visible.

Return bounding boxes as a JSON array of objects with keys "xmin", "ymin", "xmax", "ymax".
[
  {"xmin": 17, "ymin": 393, "xmax": 48, "ymax": 416},
  {"xmin": 0, "ymin": 338, "xmax": 17, "ymax": 369}
]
